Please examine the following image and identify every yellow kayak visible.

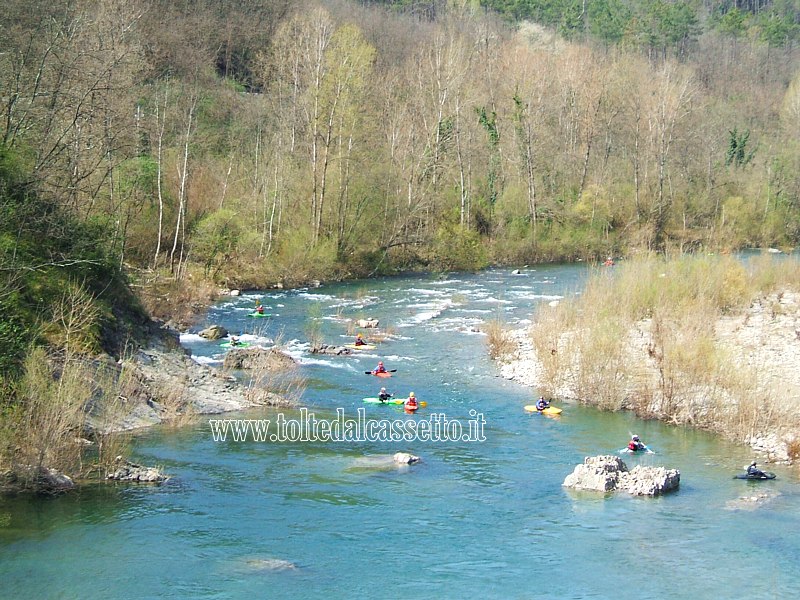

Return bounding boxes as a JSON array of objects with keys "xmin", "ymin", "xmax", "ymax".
[{"xmin": 524, "ymin": 405, "xmax": 562, "ymax": 415}]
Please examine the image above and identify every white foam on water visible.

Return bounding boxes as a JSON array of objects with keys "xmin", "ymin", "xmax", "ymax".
[
  {"xmin": 396, "ymin": 299, "xmax": 454, "ymax": 327},
  {"xmin": 191, "ymin": 355, "xmax": 222, "ymax": 366},
  {"xmin": 180, "ymin": 333, "xmax": 207, "ymax": 344},
  {"xmin": 296, "ymin": 292, "xmax": 337, "ymax": 301},
  {"xmin": 506, "ymin": 291, "xmax": 564, "ymax": 301},
  {"xmin": 406, "ymin": 287, "xmax": 450, "ymax": 296},
  {"xmin": 297, "ymin": 357, "xmax": 358, "ymax": 370},
  {"xmin": 473, "ymin": 296, "xmax": 513, "ymax": 304}
]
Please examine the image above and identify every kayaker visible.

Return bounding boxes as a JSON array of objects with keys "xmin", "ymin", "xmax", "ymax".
[
  {"xmin": 372, "ymin": 361, "xmax": 387, "ymax": 374},
  {"xmin": 604, "ymin": 256, "xmax": 614, "ymax": 267},
  {"xmin": 405, "ymin": 392, "xmax": 419, "ymax": 411},
  {"xmin": 355, "ymin": 332, "xmax": 367, "ymax": 346},
  {"xmin": 230, "ymin": 336, "xmax": 241, "ymax": 347},
  {"xmin": 536, "ymin": 396, "xmax": 550, "ymax": 411},
  {"xmin": 378, "ymin": 387, "xmax": 393, "ymax": 403},
  {"xmin": 746, "ymin": 461, "xmax": 765, "ymax": 478},
  {"xmin": 256, "ymin": 304, "xmax": 264, "ymax": 315},
  {"xmin": 628, "ymin": 435, "xmax": 646, "ymax": 452}
]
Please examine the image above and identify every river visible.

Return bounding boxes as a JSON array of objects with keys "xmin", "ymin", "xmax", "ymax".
[{"xmin": 1, "ymin": 265, "xmax": 798, "ymax": 598}]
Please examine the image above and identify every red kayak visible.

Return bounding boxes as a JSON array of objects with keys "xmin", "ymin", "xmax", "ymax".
[{"xmin": 373, "ymin": 372, "xmax": 392, "ymax": 378}]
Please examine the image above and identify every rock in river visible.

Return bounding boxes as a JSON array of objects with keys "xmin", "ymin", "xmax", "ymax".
[
  {"xmin": 563, "ymin": 455, "xmax": 679, "ymax": 496},
  {"xmin": 199, "ymin": 324, "xmax": 228, "ymax": 340}
]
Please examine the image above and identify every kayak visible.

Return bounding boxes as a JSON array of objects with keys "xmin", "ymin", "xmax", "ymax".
[
  {"xmin": 220, "ymin": 341, "xmax": 251, "ymax": 348},
  {"xmin": 344, "ymin": 343, "xmax": 376, "ymax": 350},
  {"xmin": 524, "ymin": 405, "xmax": 562, "ymax": 415},
  {"xmin": 247, "ymin": 312, "xmax": 271, "ymax": 318},
  {"xmin": 371, "ymin": 372, "xmax": 392, "ymax": 378},
  {"xmin": 734, "ymin": 472, "xmax": 776, "ymax": 480},
  {"xmin": 363, "ymin": 397, "xmax": 404, "ymax": 405},
  {"xmin": 619, "ymin": 446, "xmax": 655, "ymax": 454}
]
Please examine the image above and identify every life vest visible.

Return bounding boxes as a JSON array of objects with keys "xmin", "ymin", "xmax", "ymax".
[
  {"xmin": 628, "ymin": 441, "xmax": 638, "ymax": 451},
  {"xmin": 405, "ymin": 399, "xmax": 418, "ymax": 410}
]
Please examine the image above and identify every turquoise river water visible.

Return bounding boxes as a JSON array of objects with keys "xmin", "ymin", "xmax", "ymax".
[{"xmin": 1, "ymin": 265, "xmax": 799, "ymax": 599}]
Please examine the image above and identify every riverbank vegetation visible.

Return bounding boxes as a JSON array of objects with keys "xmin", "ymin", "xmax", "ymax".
[
  {"xmin": 4, "ymin": 0, "xmax": 800, "ymax": 486},
  {"xmin": 525, "ymin": 254, "xmax": 800, "ymax": 453}
]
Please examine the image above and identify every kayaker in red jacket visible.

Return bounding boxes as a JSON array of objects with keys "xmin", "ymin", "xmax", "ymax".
[{"xmin": 372, "ymin": 361, "xmax": 387, "ymax": 374}]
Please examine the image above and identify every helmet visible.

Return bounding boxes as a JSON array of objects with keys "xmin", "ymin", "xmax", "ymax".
[
  {"xmin": 357, "ymin": 333, "xmax": 363, "ymax": 338},
  {"xmin": 380, "ymin": 388, "xmax": 386, "ymax": 392},
  {"xmin": 539, "ymin": 396, "xmax": 544, "ymax": 400},
  {"xmin": 378, "ymin": 361, "xmax": 383, "ymax": 366},
  {"xmin": 632, "ymin": 435, "xmax": 640, "ymax": 441},
  {"xmin": 751, "ymin": 461, "xmax": 757, "ymax": 467},
  {"xmin": 409, "ymin": 392, "xmax": 415, "ymax": 397}
]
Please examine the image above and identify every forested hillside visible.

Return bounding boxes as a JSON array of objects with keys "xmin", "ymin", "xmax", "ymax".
[{"xmin": 3, "ymin": 0, "xmax": 800, "ymax": 346}]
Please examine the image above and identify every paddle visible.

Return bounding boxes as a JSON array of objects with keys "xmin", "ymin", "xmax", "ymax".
[{"xmin": 364, "ymin": 369, "xmax": 397, "ymax": 374}]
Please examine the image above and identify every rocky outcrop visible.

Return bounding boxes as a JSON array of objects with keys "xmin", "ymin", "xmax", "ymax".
[
  {"xmin": 223, "ymin": 347, "xmax": 297, "ymax": 371},
  {"xmin": 107, "ymin": 460, "xmax": 168, "ymax": 483},
  {"xmin": 0, "ymin": 466, "xmax": 75, "ymax": 494},
  {"xmin": 746, "ymin": 433, "xmax": 793, "ymax": 464},
  {"xmin": 199, "ymin": 325, "xmax": 228, "ymax": 340},
  {"xmin": 357, "ymin": 318, "xmax": 379, "ymax": 328},
  {"xmin": 309, "ymin": 344, "xmax": 351, "ymax": 356},
  {"xmin": 85, "ymin": 348, "xmax": 255, "ymax": 434},
  {"xmin": 563, "ymin": 455, "xmax": 680, "ymax": 496}
]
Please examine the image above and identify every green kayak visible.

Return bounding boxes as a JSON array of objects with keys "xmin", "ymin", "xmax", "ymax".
[
  {"xmin": 220, "ymin": 341, "xmax": 251, "ymax": 348},
  {"xmin": 362, "ymin": 397, "xmax": 404, "ymax": 405}
]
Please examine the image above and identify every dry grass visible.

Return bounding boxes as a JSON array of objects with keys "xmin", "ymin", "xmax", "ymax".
[
  {"xmin": 483, "ymin": 318, "xmax": 513, "ymax": 360},
  {"xmin": 136, "ymin": 267, "xmax": 220, "ymax": 327},
  {"xmin": 245, "ymin": 335, "xmax": 305, "ymax": 407}
]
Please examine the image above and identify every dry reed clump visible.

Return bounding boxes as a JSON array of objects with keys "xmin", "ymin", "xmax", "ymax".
[
  {"xmin": 11, "ymin": 348, "xmax": 89, "ymax": 483},
  {"xmin": 245, "ymin": 335, "xmax": 305, "ymax": 407},
  {"xmin": 786, "ymin": 438, "xmax": 800, "ymax": 462},
  {"xmin": 157, "ymin": 379, "xmax": 195, "ymax": 428},
  {"xmin": 483, "ymin": 318, "xmax": 513, "ymax": 360}
]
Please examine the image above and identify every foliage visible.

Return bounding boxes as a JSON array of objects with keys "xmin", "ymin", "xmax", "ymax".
[{"xmin": 430, "ymin": 223, "xmax": 489, "ymax": 272}]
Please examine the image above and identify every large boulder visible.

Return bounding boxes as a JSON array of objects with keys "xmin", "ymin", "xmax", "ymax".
[
  {"xmin": 199, "ymin": 325, "xmax": 228, "ymax": 340},
  {"xmin": 618, "ymin": 465, "xmax": 681, "ymax": 496},
  {"xmin": 563, "ymin": 455, "xmax": 679, "ymax": 496},
  {"xmin": 309, "ymin": 344, "xmax": 351, "ymax": 356},
  {"xmin": 563, "ymin": 455, "xmax": 625, "ymax": 492},
  {"xmin": 223, "ymin": 347, "xmax": 297, "ymax": 371},
  {"xmin": 357, "ymin": 318, "xmax": 379, "ymax": 328}
]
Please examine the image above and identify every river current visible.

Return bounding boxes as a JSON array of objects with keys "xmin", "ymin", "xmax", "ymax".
[{"xmin": 1, "ymin": 265, "xmax": 798, "ymax": 599}]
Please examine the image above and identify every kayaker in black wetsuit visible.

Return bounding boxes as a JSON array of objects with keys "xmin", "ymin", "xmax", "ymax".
[
  {"xmin": 536, "ymin": 396, "xmax": 550, "ymax": 411},
  {"xmin": 378, "ymin": 387, "xmax": 393, "ymax": 403},
  {"xmin": 746, "ymin": 461, "xmax": 766, "ymax": 478}
]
